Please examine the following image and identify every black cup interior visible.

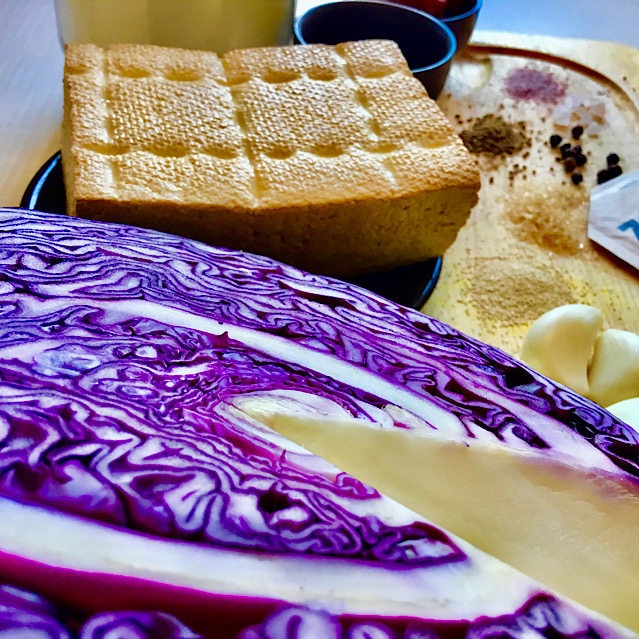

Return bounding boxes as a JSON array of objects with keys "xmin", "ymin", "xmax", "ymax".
[{"xmin": 296, "ymin": 2, "xmax": 453, "ymax": 72}]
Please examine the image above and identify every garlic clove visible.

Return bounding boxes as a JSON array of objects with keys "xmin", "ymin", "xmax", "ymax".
[
  {"xmin": 588, "ymin": 329, "xmax": 639, "ymax": 407},
  {"xmin": 605, "ymin": 397, "xmax": 639, "ymax": 428},
  {"xmin": 520, "ymin": 304, "xmax": 604, "ymax": 397}
]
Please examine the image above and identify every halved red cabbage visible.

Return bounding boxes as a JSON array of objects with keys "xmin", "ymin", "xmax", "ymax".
[{"xmin": 0, "ymin": 209, "xmax": 635, "ymax": 639}]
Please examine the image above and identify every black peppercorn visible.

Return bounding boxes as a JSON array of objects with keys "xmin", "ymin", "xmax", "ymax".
[
  {"xmin": 608, "ymin": 164, "xmax": 623, "ymax": 178},
  {"xmin": 564, "ymin": 157, "xmax": 577, "ymax": 173},
  {"xmin": 571, "ymin": 173, "xmax": 583, "ymax": 185},
  {"xmin": 560, "ymin": 142, "xmax": 572, "ymax": 153},
  {"xmin": 550, "ymin": 134, "xmax": 563, "ymax": 148},
  {"xmin": 575, "ymin": 154, "xmax": 587, "ymax": 167},
  {"xmin": 606, "ymin": 153, "xmax": 620, "ymax": 166},
  {"xmin": 571, "ymin": 125, "xmax": 584, "ymax": 139},
  {"xmin": 597, "ymin": 166, "xmax": 623, "ymax": 184}
]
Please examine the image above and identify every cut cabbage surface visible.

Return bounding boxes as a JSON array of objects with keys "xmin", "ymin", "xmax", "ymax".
[{"xmin": 0, "ymin": 209, "xmax": 636, "ymax": 639}]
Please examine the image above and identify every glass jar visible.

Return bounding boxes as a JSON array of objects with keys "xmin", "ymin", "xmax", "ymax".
[{"xmin": 54, "ymin": 0, "xmax": 296, "ymax": 53}]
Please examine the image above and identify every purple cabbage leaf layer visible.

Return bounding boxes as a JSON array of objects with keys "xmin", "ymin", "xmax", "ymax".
[
  {"xmin": 0, "ymin": 210, "xmax": 466, "ymax": 564},
  {"xmin": 0, "ymin": 583, "xmax": 200, "ymax": 639},
  {"xmin": 0, "ymin": 582, "xmax": 619, "ymax": 639},
  {"xmin": 0, "ymin": 209, "xmax": 634, "ymax": 475},
  {"xmin": 0, "ymin": 207, "xmax": 636, "ymax": 568}
]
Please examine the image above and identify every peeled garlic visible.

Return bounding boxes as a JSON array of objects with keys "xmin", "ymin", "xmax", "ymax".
[
  {"xmin": 588, "ymin": 329, "xmax": 639, "ymax": 407},
  {"xmin": 520, "ymin": 304, "xmax": 603, "ymax": 397}
]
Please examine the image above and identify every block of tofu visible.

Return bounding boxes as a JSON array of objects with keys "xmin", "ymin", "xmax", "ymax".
[{"xmin": 62, "ymin": 41, "xmax": 480, "ymax": 277}]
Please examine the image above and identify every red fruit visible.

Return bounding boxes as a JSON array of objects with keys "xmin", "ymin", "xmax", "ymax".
[
  {"xmin": 445, "ymin": 0, "xmax": 468, "ymax": 16},
  {"xmin": 386, "ymin": 0, "xmax": 448, "ymax": 19}
]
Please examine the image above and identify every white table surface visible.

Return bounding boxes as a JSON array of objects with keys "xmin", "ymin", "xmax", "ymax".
[{"xmin": 1, "ymin": 0, "xmax": 638, "ymax": 208}]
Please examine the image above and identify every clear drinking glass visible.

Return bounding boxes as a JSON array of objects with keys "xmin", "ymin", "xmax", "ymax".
[{"xmin": 53, "ymin": 0, "xmax": 296, "ymax": 53}]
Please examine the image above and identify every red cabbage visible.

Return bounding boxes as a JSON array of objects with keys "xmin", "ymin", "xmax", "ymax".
[
  {"xmin": 0, "ymin": 582, "xmax": 624, "ymax": 639},
  {"xmin": 0, "ymin": 582, "xmax": 200, "ymax": 638},
  {"xmin": 0, "ymin": 583, "xmax": 71, "ymax": 639},
  {"xmin": 79, "ymin": 611, "xmax": 202, "ymax": 639},
  {"xmin": 0, "ymin": 209, "xmax": 635, "ymax": 639},
  {"xmin": 236, "ymin": 597, "xmax": 621, "ymax": 639}
]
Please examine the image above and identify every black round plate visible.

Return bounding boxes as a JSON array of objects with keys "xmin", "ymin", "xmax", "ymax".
[
  {"xmin": 21, "ymin": 152, "xmax": 442, "ymax": 309},
  {"xmin": 21, "ymin": 152, "xmax": 67, "ymax": 215}
]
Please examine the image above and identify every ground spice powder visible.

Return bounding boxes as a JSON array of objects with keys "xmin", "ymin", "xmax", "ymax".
[
  {"xmin": 504, "ymin": 186, "xmax": 590, "ymax": 256},
  {"xmin": 470, "ymin": 258, "xmax": 577, "ymax": 326},
  {"xmin": 461, "ymin": 114, "xmax": 530, "ymax": 155},
  {"xmin": 505, "ymin": 67, "xmax": 567, "ymax": 105}
]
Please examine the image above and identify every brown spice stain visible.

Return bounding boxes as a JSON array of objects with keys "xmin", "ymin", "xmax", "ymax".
[{"xmin": 504, "ymin": 185, "xmax": 590, "ymax": 256}]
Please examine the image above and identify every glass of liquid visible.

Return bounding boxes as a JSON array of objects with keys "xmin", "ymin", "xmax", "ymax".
[{"xmin": 54, "ymin": 0, "xmax": 296, "ymax": 54}]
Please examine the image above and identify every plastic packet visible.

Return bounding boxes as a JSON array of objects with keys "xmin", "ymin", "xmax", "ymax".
[{"xmin": 588, "ymin": 169, "xmax": 639, "ymax": 270}]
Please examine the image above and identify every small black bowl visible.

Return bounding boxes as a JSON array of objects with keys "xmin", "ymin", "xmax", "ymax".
[
  {"xmin": 443, "ymin": 0, "xmax": 482, "ymax": 52},
  {"xmin": 294, "ymin": 0, "xmax": 456, "ymax": 99}
]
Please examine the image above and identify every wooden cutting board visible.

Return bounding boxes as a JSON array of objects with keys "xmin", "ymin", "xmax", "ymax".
[{"xmin": 423, "ymin": 31, "xmax": 639, "ymax": 358}]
